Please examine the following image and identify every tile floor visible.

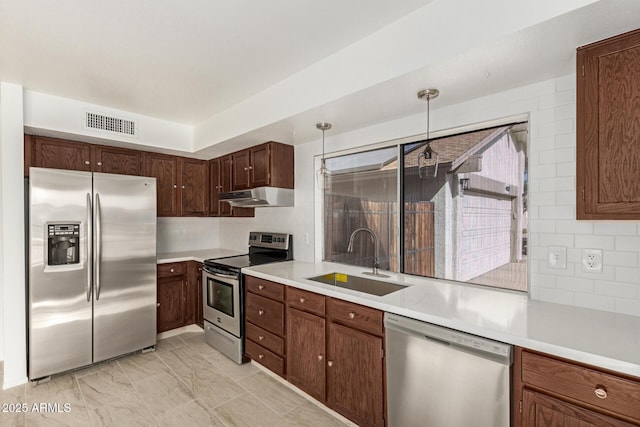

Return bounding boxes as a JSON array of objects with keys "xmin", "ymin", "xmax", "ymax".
[{"xmin": 0, "ymin": 332, "xmax": 351, "ymax": 426}]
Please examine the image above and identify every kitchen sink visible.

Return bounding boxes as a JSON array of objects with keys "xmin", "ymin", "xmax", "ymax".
[{"xmin": 307, "ymin": 272, "xmax": 406, "ymax": 296}]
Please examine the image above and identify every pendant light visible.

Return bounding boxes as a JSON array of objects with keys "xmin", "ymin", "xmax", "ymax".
[
  {"xmin": 417, "ymin": 88, "xmax": 440, "ymax": 178},
  {"xmin": 316, "ymin": 122, "xmax": 332, "ymax": 190}
]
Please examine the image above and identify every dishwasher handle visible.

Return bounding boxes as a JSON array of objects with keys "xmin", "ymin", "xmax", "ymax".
[{"xmin": 384, "ymin": 313, "xmax": 512, "ymax": 365}]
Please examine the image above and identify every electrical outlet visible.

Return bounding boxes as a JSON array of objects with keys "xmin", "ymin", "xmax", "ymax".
[
  {"xmin": 582, "ymin": 249, "xmax": 603, "ymax": 273},
  {"xmin": 547, "ymin": 246, "xmax": 567, "ymax": 269}
]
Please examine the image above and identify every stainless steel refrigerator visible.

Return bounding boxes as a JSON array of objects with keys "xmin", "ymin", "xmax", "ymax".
[{"xmin": 28, "ymin": 167, "xmax": 157, "ymax": 380}]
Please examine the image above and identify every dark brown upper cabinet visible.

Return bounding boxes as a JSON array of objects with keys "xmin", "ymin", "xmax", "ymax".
[
  {"xmin": 143, "ymin": 153, "xmax": 178, "ymax": 217},
  {"xmin": 94, "ymin": 145, "xmax": 143, "ymax": 175},
  {"xmin": 577, "ymin": 28, "xmax": 640, "ymax": 219},
  {"xmin": 179, "ymin": 157, "xmax": 209, "ymax": 216},
  {"xmin": 30, "ymin": 136, "xmax": 93, "ymax": 173},
  {"xmin": 231, "ymin": 142, "xmax": 294, "ymax": 191},
  {"xmin": 209, "ymin": 157, "xmax": 222, "ymax": 216}
]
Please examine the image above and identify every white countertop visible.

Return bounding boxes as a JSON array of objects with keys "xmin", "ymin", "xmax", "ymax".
[
  {"xmin": 157, "ymin": 248, "xmax": 245, "ymax": 264},
  {"xmin": 244, "ymin": 260, "xmax": 640, "ymax": 378}
]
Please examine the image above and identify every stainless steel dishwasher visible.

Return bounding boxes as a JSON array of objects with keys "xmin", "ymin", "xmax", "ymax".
[{"xmin": 384, "ymin": 313, "xmax": 512, "ymax": 427}]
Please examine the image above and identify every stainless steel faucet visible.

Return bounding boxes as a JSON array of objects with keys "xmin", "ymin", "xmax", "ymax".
[{"xmin": 347, "ymin": 227, "xmax": 387, "ymax": 277}]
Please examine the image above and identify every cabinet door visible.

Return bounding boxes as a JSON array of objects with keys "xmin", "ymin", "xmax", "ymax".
[
  {"xmin": 522, "ymin": 389, "xmax": 634, "ymax": 427},
  {"xmin": 157, "ymin": 277, "xmax": 185, "ymax": 333},
  {"xmin": 209, "ymin": 158, "xmax": 221, "ymax": 216},
  {"xmin": 286, "ymin": 308, "xmax": 326, "ymax": 402},
  {"xmin": 577, "ymin": 29, "xmax": 640, "ymax": 219},
  {"xmin": 180, "ymin": 158, "xmax": 209, "ymax": 216},
  {"xmin": 232, "ymin": 150, "xmax": 251, "ymax": 190},
  {"xmin": 327, "ymin": 322, "xmax": 384, "ymax": 427},
  {"xmin": 249, "ymin": 144, "xmax": 270, "ymax": 187},
  {"xmin": 94, "ymin": 145, "xmax": 142, "ymax": 175},
  {"xmin": 32, "ymin": 136, "xmax": 92, "ymax": 171},
  {"xmin": 144, "ymin": 153, "xmax": 178, "ymax": 216},
  {"xmin": 219, "ymin": 155, "xmax": 233, "ymax": 216}
]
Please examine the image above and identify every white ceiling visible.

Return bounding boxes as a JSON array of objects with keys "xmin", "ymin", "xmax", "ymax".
[{"xmin": 1, "ymin": 0, "xmax": 639, "ymax": 155}]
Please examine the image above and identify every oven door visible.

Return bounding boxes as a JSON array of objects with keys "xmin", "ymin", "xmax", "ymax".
[{"xmin": 202, "ymin": 268, "xmax": 241, "ymax": 337}]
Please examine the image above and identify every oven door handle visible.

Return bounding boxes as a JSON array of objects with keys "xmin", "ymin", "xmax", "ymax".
[{"xmin": 211, "ymin": 272, "xmax": 238, "ymax": 279}]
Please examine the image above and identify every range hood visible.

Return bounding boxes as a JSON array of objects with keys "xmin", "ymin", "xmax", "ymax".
[{"xmin": 219, "ymin": 187, "xmax": 294, "ymax": 207}]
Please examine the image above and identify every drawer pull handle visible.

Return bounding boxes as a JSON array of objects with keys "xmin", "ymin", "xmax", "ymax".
[
  {"xmin": 327, "ymin": 361, "xmax": 334, "ymax": 367},
  {"xmin": 258, "ymin": 335, "xmax": 265, "ymax": 341},
  {"xmin": 299, "ymin": 297, "xmax": 306, "ymax": 303},
  {"xmin": 258, "ymin": 285, "xmax": 265, "ymax": 290},
  {"xmin": 594, "ymin": 386, "xmax": 608, "ymax": 399},
  {"xmin": 258, "ymin": 310, "xmax": 265, "ymax": 315},
  {"xmin": 348, "ymin": 312, "xmax": 356, "ymax": 319},
  {"xmin": 318, "ymin": 355, "xmax": 323, "ymax": 361},
  {"xmin": 258, "ymin": 354, "xmax": 264, "ymax": 360}
]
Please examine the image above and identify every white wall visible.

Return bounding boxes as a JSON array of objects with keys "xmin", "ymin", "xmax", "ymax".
[
  {"xmin": 0, "ymin": 82, "xmax": 27, "ymax": 388},
  {"xmin": 221, "ymin": 74, "xmax": 640, "ymax": 318},
  {"xmin": 24, "ymin": 91, "xmax": 193, "ymax": 153},
  {"xmin": 157, "ymin": 218, "xmax": 221, "ymax": 253}
]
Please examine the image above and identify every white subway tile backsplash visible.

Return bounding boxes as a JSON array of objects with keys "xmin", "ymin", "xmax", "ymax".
[
  {"xmin": 532, "ymin": 164, "xmax": 557, "ymax": 179},
  {"xmin": 555, "ymin": 162, "xmax": 575, "ymax": 178},
  {"xmin": 530, "ymin": 108, "xmax": 555, "ymax": 124},
  {"xmin": 615, "ymin": 236, "xmax": 640, "ymax": 251},
  {"xmin": 574, "ymin": 235, "xmax": 615, "ymax": 250},
  {"xmin": 554, "ymin": 133, "xmax": 576, "ymax": 148},
  {"xmin": 554, "ymin": 220, "xmax": 593, "ymax": 235},
  {"xmin": 615, "ymin": 267, "xmax": 640, "ymax": 283},
  {"xmin": 574, "ymin": 293, "xmax": 616, "ymax": 312},
  {"xmin": 539, "ymin": 205, "xmax": 574, "ymax": 219},
  {"xmin": 554, "ymin": 191, "xmax": 576, "ymax": 206},
  {"xmin": 531, "ymin": 219, "xmax": 555, "ymax": 233},
  {"xmin": 539, "ymin": 89, "xmax": 575, "ymax": 109},
  {"xmin": 602, "ymin": 251, "xmax": 638, "ymax": 268},
  {"xmin": 594, "ymin": 280, "xmax": 639, "ymax": 299},
  {"xmin": 593, "ymin": 222, "xmax": 638, "ymax": 236},
  {"xmin": 539, "ymin": 147, "xmax": 575, "ymax": 164},
  {"xmin": 538, "ymin": 233, "xmax": 574, "ymax": 247},
  {"xmin": 554, "ymin": 103, "xmax": 576, "ymax": 120},
  {"xmin": 557, "ymin": 277, "xmax": 594, "ymax": 293},
  {"xmin": 555, "ymin": 74, "xmax": 576, "ymax": 91},
  {"xmin": 539, "ymin": 176, "xmax": 574, "ymax": 192},
  {"xmin": 538, "ymin": 119, "xmax": 574, "ymax": 137},
  {"xmin": 537, "ymin": 287, "xmax": 575, "ymax": 305}
]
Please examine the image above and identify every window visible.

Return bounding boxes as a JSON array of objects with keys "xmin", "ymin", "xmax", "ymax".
[{"xmin": 322, "ymin": 121, "xmax": 528, "ymax": 292}]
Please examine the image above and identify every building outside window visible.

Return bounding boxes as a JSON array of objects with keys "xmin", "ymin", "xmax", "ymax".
[{"xmin": 322, "ymin": 121, "xmax": 528, "ymax": 292}]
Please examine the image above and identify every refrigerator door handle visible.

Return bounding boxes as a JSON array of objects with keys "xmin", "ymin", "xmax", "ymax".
[
  {"xmin": 95, "ymin": 193, "xmax": 101, "ymax": 300},
  {"xmin": 86, "ymin": 193, "xmax": 92, "ymax": 302}
]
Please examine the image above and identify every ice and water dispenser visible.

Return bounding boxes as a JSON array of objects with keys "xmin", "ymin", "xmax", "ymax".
[{"xmin": 47, "ymin": 223, "xmax": 80, "ymax": 265}]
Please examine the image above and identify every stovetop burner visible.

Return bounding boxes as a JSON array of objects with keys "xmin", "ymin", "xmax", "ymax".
[{"xmin": 204, "ymin": 232, "xmax": 293, "ymax": 271}]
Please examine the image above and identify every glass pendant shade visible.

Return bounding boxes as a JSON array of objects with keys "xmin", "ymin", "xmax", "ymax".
[
  {"xmin": 316, "ymin": 158, "xmax": 332, "ymax": 190},
  {"xmin": 315, "ymin": 122, "xmax": 332, "ymax": 190}
]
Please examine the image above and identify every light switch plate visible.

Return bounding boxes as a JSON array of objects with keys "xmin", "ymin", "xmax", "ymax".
[{"xmin": 548, "ymin": 246, "xmax": 567, "ymax": 270}]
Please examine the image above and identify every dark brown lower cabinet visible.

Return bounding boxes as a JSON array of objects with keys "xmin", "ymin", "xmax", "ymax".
[
  {"xmin": 523, "ymin": 390, "xmax": 635, "ymax": 427},
  {"xmin": 286, "ymin": 308, "xmax": 326, "ymax": 402},
  {"xmin": 327, "ymin": 322, "xmax": 385, "ymax": 427},
  {"xmin": 157, "ymin": 277, "xmax": 185, "ymax": 333}
]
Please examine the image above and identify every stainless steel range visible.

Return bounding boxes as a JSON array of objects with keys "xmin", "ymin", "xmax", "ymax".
[{"xmin": 202, "ymin": 232, "xmax": 292, "ymax": 363}]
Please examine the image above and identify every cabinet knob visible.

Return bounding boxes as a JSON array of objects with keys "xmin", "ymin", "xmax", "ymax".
[
  {"xmin": 198, "ymin": 267, "xmax": 203, "ymax": 272},
  {"xmin": 181, "ymin": 185, "xmax": 185, "ymax": 189},
  {"xmin": 258, "ymin": 354, "xmax": 264, "ymax": 360},
  {"xmin": 97, "ymin": 161, "xmax": 103, "ymax": 166},
  {"xmin": 248, "ymin": 165, "xmax": 253, "ymax": 170},
  {"xmin": 348, "ymin": 312, "xmax": 356, "ymax": 319},
  {"xmin": 156, "ymin": 303, "xmax": 160, "ymax": 307},
  {"xmin": 299, "ymin": 297, "xmax": 306, "ymax": 303},
  {"xmin": 327, "ymin": 361, "xmax": 334, "ymax": 367},
  {"xmin": 258, "ymin": 310, "xmax": 265, "ymax": 316},
  {"xmin": 594, "ymin": 385, "xmax": 608, "ymax": 399},
  {"xmin": 244, "ymin": 167, "xmax": 248, "ymax": 171},
  {"xmin": 258, "ymin": 285, "xmax": 265, "ymax": 290},
  {"xmin": 85, "ymin": 160, "xmax": 90, "ymax": 165},
  {"xmin": 170, "ymin": 268, "xmax": 175, "ymax": 273},
  {"xmin": 258, "ymin": 335, "xmax": 264, "ymax": 341},
  {"xmin": 318, "ymin": 354, "xmax": 323, "ymax": 361},
  {"xmin": 173, "ymin": 184, "xmax": 177, "ymax": 189}
]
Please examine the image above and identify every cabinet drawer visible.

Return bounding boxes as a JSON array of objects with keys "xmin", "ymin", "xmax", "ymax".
[
  {"xmin": 522, "ymin": 350, "xmax": 640, "ymax": 421},
  {"xmin": 287, "ymin": 287, "xmax": 325, "ymax": 316},
  {"xmin": 245, "ymin": 276, "xmax": 284, "ymax": 301},
  {"xmin": 245, "ymin": 339, "xmax": 285, "ymax": 377},
  {"xmin": 246, "ymin": 322, "xmax": 285, "ymax": 356},
  {"xmin": 245, "ymin": 293, "xmax": 284, "ymax": 336},
  {"xmin": 327, "ymin": 298, "xmax": 383, "ymax": 337},
  {"xmin": 157, "ymin": 262, "xmax": 187, "ymax": 277}
]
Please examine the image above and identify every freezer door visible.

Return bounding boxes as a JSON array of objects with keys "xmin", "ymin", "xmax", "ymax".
[
  {"xmin": 93, "ymin": 173, "xmax": 157, "ymax": 362},
  {"xmin": 29, "ymin": 168, "xmax": 93, "ymax": 379}
]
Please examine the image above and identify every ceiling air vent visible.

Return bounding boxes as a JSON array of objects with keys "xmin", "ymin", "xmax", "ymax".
[{"xmin": 84, "ymin": 112, "xmax": 137, "ymax": 137}]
